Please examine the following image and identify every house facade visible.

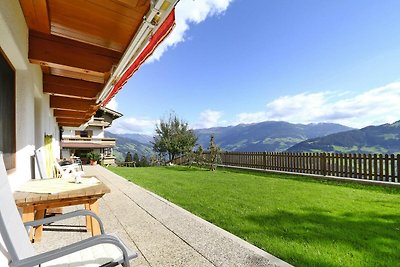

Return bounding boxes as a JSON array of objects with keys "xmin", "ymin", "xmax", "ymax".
[
  {"xmin": 61, "ymin": 107, "xmax": 122, "ymax": 165},
  {"xmin": 0, "ymin": 0, "xmax": 177, "ymax": 265}
]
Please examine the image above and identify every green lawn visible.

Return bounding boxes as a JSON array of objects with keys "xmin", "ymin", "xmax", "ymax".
[{"xmin": 108, "ymin": 166, "xmax": 400, "ymax": 267}]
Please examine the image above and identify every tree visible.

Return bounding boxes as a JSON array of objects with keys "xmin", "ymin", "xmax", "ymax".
[
  {"xmin": 149, "ymin": 153, "xmax": 162, "ymax": 166},
  {"xmin": 195, "ymin": 144, "xmax": 206, "ymax": 167},
  {"xmin": 153, "ymin": 112, "xmax": 197, "ymax": 161},
  {"xmin": 133, "ymin": 153, "xmax": 140, "ymax": 166},
  {"xmin": 140, "ymin": 155, "xmax": 149, "ymax": 167},
  {"xmin": 208, "ymin": 134, "xmax": 221, "ymax": 171},
  {"xmin": 125, "ymin": 152, "xmax": 132, "ymax": 162}
]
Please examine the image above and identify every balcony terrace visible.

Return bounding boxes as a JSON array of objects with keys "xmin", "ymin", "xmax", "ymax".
[
  {"xmin": 61, "ymin": 137, "xmax": 116, "ymax": 148},
  {"xmin": 33, "ymin": 165, "xmax": 290, "ymax": 267}
]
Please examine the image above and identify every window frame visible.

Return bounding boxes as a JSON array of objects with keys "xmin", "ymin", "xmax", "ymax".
[{"xmin": 0, "ymin": 47, "xmax": 16, "ymax": 170}]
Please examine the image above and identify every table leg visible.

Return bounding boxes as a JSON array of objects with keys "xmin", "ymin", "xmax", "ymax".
[
  {"xmin": 88, "ymin": 200, "xmax": 100, "ymax": 236},
  {"xmin": 21, "ymin": 207, "xmax": 35, "ymax": 242},
  {"xmin": 84, "ymin": 203, "xmax": 92, "ymax": 232},
  {"xmin": 33, "ymin": 209, "xmax": 45, "ymax": 242}
]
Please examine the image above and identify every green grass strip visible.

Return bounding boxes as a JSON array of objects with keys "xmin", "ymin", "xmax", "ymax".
[{"xmin": 109, "ymin": 166, "xmax": 400, "ymax": 267}]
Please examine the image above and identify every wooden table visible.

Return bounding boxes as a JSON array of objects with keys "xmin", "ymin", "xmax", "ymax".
[{"xmin": 14, "ymin": 177, "xmax": 110, "ymax": 243}]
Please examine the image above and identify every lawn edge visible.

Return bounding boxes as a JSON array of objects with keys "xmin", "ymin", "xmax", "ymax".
[
  {"xmin": 135, "ymin": 180, "xmax": 294, "ymax": 267},
  {"xmin": 218, "ymin": 164, "xmax": 400, "ymax": 188}
]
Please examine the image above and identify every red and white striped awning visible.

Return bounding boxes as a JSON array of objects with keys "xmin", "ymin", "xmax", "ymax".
[{"xmin": 102, "ymin": 9, "xmax": 176, "ymax": 106}]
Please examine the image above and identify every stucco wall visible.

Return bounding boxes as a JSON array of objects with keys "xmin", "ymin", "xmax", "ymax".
[
  {"xmin": 0, "ymin": 1, "xmax": 59, "ymax": 264},
  {"xmin": 87, "ymin": 126, "xmax": 104, "ymax": 138},
  {"xmin": 62, "ymin": 125, "xmax": 104, "ymax": 138}
]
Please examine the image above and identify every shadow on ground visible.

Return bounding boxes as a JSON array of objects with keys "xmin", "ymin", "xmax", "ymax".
[{"xmin": 244, "ymin": 208, "xmax": 400, "ymax": 266}]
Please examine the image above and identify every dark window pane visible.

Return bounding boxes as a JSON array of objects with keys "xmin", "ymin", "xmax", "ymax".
[{"xmin": 0, "ymin": 51, "xmax": 16, "ymax": 170}]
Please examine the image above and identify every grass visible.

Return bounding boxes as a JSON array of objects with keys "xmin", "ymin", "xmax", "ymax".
[{"xmin": 108, "ymin": 166, "xmax": 400, "ymax": 267}]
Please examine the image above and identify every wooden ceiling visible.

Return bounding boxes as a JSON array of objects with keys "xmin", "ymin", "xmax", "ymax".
[{"xmin": 19, "ymin": 0, "xmax": 151, "ymax": 127}]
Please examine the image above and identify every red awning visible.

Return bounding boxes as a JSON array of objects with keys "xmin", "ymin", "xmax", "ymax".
[{"xmin": 102, "ymin": 9, "xmax": 176, "ymax": 106}]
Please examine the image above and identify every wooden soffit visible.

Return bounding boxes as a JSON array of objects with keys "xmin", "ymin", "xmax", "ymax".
[
  {"xmin": 43, "ymin": 74, "xmax": 103, "ymax": 99},
  {"xmin": 53, "ymin": 110, "xmax": 92, "ymax": 120},
  {"xmin": 19, "ymin": 0, "xmax": 151, "ymax": 127},
  {"xmin": 29, "ymin": 31, "xmax": 122, "ymax": 74},
  {"xmin": 50, "ymin": 96, "xmax": 96, "ymax": 112}
]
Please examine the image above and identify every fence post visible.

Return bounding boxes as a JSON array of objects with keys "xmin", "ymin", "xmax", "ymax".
[
  {"xmin": 397, "ymin": 154, "xmax": 400, "ymax": 183},
  {"xmin": 379, "ymin": 154, "xmax": 383, "ymax": 181},
  {"xmin": 368, "ymin": 154, "xmax": 372, "ymax": 180},
  {"xmin": 321, "ymin": 153, "xmax": 326, "ymax": 176},
  {"xmin": 263, "ymin": 151, "xmax": 267, "ymax": 170},
  {"xmin": 385, "ymin": 154, "xmax": 389, "ymax": 182},
  {"xmin": 390, "ymin": 154, "xmax": 395, "ymax": 183}
]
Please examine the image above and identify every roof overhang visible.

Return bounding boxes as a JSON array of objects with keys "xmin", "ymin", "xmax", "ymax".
[{"xmin": 19, "ymin": 0, "xmax": 178, "ymax": 127}]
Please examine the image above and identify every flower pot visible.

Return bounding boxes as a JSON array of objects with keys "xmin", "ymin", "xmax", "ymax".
[{"xmin": 90, "ymin": 160, "xmax": 97, "ymax": 165}]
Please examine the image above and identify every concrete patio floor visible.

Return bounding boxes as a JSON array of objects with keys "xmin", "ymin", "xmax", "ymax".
[{"xmin": 34, "ymin": 165, "xmax": 291, "ymax": 267}]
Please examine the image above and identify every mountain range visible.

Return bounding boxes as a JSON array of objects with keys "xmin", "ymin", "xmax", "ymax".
[
  {"xmin": 106, "ymin": 121, "xmax": 353, "ymax": 160},
  {"xmin": 107, "ymin": 120, "xmax": 400, "ymax": 160},
  {"xmin": 104, "ymin": 131, "xmax": 153, "ymax": 162},
  {"xmin": 194, "ymin": 121, "xmax": 353, "ymax": 152},
  {"xmin": 288, "ymin": 120, "xmax": 400, "ymax": 154}
]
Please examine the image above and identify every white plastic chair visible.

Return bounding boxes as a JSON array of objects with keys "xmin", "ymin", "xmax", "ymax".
[
  {"xmin": 53, "ymin": 159, "xmax": 84, "ymax": 179},
  {"xmin": 0, "ymin": 152, "xmax": 137, "ymax": 267}
]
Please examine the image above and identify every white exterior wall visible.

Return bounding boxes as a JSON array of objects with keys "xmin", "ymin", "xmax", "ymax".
[
  {"xmin": 62, "ymin": 126, "xmax": 87, "ymax": 138},
  {"xmin": 62, "ymin": 125, "xmax": 103, "ymax": 138},
  {"xmin": 0, "ymin": 1, "xmax": 59, "ymax": 264},
  {"xmin": 62, "ymin": 128, "xmax": 78, "ymax": 138},
  {"xmin": 87, "ymin": 126, "xmax": 104, "ymax": 138},
  {"xmin": 61, "ymin": 149, "xmax": 71, "ymax": 159}
]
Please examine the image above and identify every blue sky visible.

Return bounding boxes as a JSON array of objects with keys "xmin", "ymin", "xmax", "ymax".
[{"xmin": 108, "ymin": 0, "xmax": 400, "ymax": 134}]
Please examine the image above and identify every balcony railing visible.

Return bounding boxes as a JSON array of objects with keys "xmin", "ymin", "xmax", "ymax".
[{"xmin": 62, "ymin": 137, "xmax": 116, "ymax": 146}]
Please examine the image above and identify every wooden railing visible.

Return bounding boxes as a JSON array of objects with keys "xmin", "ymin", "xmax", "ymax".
[
  {"xmin": 173, "ymin": 152, "xmax": 400, "ymax": 183},
  {"xmin": 117, "ymin": 161, "xmax": 136, "ymax": 167},
  {"xmin": 62, "ymin": 137, "xmax": 116, "ymax": 146}
]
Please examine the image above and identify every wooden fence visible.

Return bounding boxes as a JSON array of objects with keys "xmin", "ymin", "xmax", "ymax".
[{"xmin": 173, "ymin": 152, "xmax": 400, "ymax": 183}]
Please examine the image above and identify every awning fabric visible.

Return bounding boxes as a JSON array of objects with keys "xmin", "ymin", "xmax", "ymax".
[{"xmin": 102, "ymin": 9, "xmax": 176, "ymax": 106}]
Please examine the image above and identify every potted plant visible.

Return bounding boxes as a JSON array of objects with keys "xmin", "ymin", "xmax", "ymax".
[{"xmin": 87, "ymin": 152, "xmax": 101, "ymax": 165}]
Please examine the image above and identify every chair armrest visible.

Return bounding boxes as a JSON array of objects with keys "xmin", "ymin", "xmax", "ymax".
[
  {"xmin": 23, "ymin": 209, "xmax": 105, "ymax": 234},
  {"xmin": 9, "ymin": 234, "xmax": 130, "ymax": 267}
]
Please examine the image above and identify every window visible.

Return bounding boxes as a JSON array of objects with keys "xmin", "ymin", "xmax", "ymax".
[
  {"xmin": 0, "ymin": 49, "xmax": 16, "ymax": 170},
  {"xmin": 104, "ymin": 147, "xmax": 112, "ymax": 157},
  {"xmin": 74, "ymin": 130, "xmax": 93, "ymax": 138}
]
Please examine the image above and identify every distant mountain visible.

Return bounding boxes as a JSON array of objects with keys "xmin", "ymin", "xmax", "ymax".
[
  {"xmin": 119, "ymin": 133, "xmax": 152, "ymax": 144},
  {"xmin": 195, "ymin": 121, "xmax": 353, "ymax": 152},
  {"xmin": 105, "ymin": 131, "xmax": 153, "ymax": 162},
  {"xmin": 287, "ymin": 120, "xmax": 400, "ymax": 154}
]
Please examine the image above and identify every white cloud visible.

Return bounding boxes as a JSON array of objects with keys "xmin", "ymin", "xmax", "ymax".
[
  {"xmin": 105, "ymin": 98, "xmax": 118, "ymax": 111},
  {"xmin": 148, "ymin": 0, "xmax": 233, "ymax": 63},
  {"xmin": 235, "ymin": 82, "xmax": 400, "ymax": 128},
  {"xmin": 109, "ymin": 116, "xmax": 158, "ymax": 135},
  {"xmin": 194, "ymin": 109, "xmax": 224, "ymax": 128}
]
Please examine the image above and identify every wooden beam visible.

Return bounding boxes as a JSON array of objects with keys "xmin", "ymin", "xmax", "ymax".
[
  {"xmin": 57, "ymin": 118, "xmax": 88, "ymax": 127},
  {"xmin": 19, "ymin": 0, "xmax": 50, "ymax": 33},
  {"xmin": 53, "ymin": 110, "xmax": 91, "ymax": 120},
  {"xmin": 29, "ymin": 31, "xmax": 122, "ymax": 73},
  {"xmin": 56, "ymin": 118, "xmax": 87, "ymax": 124},
  {"xmin": 58, "ymin": 122, "xmax": 84, "ymax": 127},
  {"xmin": 41, "ymin": 65, "xmax": 50, "ymax": 74},
  {"xmin": 50, "ymin": 68, "xmax": 104, "ymax": 84},
  {"xmin": 50, "ymin": 96, "xmax": 96, "ymax": 112},
  {"xmin": 43, "ymin": 74, "xmax": 102, "ymax": 99}
]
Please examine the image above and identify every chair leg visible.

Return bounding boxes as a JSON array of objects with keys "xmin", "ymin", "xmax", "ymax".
[
  {"xmin": 33, "ymin": 209, "xmax": 46, "ymax": 242},
  {"xmin": 22, "ymin": 206, "xmax": 35, "ymax": 242},
  {"xmin": 88, "ymin": 200, "xmax": 101, "ymax": 236},
  {"xmin": 84, "ymin": 203, "xmax": 92, "ymax": 232}
]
